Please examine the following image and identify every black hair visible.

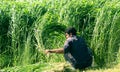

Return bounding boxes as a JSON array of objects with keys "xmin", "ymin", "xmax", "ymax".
[{"xmin": 65, "ymin": 27, "xmax": 77, "ymax": 35}]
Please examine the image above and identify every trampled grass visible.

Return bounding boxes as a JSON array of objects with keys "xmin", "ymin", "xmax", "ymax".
[{"xmin": 1, "ymin": 62, "xmax": 120, "ymax": 72}]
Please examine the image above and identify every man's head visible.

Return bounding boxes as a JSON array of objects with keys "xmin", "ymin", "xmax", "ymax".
[{"xmin": 65, "ymin": 27, "xmax": 77, "ymax": 39}]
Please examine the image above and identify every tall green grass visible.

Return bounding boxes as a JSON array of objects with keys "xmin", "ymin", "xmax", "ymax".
[
  {"xmin": 91, "ymin": 0, "xmax": 120, "ymax": 66},
  {"xmin": 0, "ymin": 0, "xmax": 120, "ymax": 70}
]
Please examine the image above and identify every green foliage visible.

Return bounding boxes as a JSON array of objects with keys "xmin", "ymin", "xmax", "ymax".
[
  {"xmin": 91, "ymin": 0, "xmax": 120, "ymax": 67},
  {"xmin": 0, "ymin": 0, "xmax": 120, "ymax": 70}
]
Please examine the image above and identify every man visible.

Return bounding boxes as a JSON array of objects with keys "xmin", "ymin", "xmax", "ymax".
[{"xmin": 45, "ymin": 27, "xmax": 93, "ymax": 70}]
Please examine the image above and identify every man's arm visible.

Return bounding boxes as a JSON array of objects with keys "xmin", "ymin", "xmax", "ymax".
[{"xmin": 45, "ymin": 48, "xmax": 64, "ymax": 54}]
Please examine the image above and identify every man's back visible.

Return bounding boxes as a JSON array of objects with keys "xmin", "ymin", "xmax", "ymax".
[
  {"xmin": 64, "ymin": 36, "xmax": 92, "ymax": 69},
  {"xmin": 70, "ymin": 36, "xmax": 91, "ymax": 63}
]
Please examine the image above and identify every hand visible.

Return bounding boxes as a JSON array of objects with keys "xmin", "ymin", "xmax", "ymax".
[{"xmin": 45, "ymin": 50, "xmax": 51, "ymax": 54}]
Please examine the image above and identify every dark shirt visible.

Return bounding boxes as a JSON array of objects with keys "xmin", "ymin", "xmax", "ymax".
[{"xmin": 64, "ymin": 36, "xmax": 92, "ymax": 65}]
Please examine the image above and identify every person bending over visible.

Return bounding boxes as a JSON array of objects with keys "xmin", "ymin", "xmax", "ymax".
[{"xmin": 45, "ymin": 27, "xmax": 93, "ymax": 70}]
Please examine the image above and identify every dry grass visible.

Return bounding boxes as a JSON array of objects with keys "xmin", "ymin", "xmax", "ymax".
[
  {"xmin": 43, "ymin": 62, "xmax": 120, "ymax": 72},
  {"xmin": 1, "ymin": 62, "xmax": 120, "ymax": 72}
]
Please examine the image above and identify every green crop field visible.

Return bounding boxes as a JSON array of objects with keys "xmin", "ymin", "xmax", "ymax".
[{"xmin": 0, "ymin": 0, "xmax": 120, "ymax": 72}]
